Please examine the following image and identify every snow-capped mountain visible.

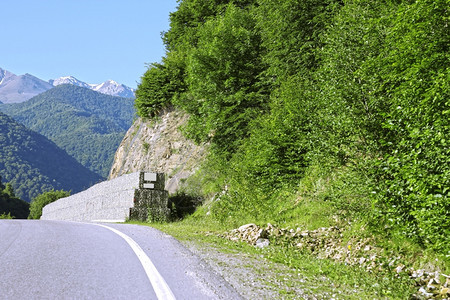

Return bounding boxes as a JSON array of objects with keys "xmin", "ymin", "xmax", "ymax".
[
  {"xmin": 49, "ymin": 76, "xmax": 92, "ymax": 89},
  {"xmin": 91, "ymin": 80, "xmax": 135, "ymax": 98},
  {"xmin": 0, "ymin": 68, "xmax": 53, "ymax": 104},
  {"xmin": 50, "ymin": 76, "xmax": 135, "ymax": 98}
]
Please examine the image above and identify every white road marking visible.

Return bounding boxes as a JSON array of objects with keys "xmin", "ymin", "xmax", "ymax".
[
  {"xmin": 91, "ymin": 219, "xmax": 126, "ymax": 223},
  {"xmin": 94, "ymin": 224, "xmax": 176, "ymax": 300}
]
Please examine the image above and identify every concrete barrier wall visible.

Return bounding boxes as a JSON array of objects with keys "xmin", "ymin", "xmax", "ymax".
[{"xmin": 41, "ymin": 172, "xmax": 140, "ymax": 222}]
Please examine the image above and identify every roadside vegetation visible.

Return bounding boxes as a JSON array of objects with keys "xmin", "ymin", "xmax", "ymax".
[
  {"xmin": 28, "ymin": 190, "xmax": 70, "ymax": 219},
  {"xmin": 0, "ymin": 176, "xmax": 29, "ymax": 219},
  {"xmin": 140, "ymin": 219, "xmax": 417, "ymax": 299},
  {"xmin": 134, "ymin": 0, "xmax": 448, "ymax": 298},
  {"xmin": 0, "ymin": 175, "xmax": 70, "ymax": 220}
]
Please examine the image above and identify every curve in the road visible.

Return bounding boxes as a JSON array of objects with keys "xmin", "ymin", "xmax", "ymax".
[{"xmin": 94, "ymin": 223, "xmax": 176, "ymax": 300}]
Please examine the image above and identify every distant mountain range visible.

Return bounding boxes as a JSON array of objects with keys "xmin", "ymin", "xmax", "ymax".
[
  {"xmin": 0, "ymin": 68, "xmax": 53, "ymax": 104},
  {"xmin": 0, "ymin": 67, "xmax": 135, "ymax": 103},
  {"xmin": 0, "ymin": 84, "xmax": 135, "ymax": 178},
  {"xmin": 49, "ymin": 76, "xmax": 135, "ymax": 98},
  {"xmin": 0, "ymin": 111, "xmax": 102, "ymax": 202}
]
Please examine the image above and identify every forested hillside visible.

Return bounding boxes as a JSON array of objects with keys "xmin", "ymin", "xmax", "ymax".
[
  {"xmin": 0, "ymin": 84, "xmax": 135, "ymax": 177},
  {"xmin": 135, "ymin": 0, "xmax": 449, "ymax": 255},
  {"xmin": 0, "ymin": 112, "xmax": 101, "ymax": 202}
]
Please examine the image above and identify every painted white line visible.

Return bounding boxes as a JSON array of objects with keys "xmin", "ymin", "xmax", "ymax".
[
  {"xmin": 91, "ymin": 219, "xmax": 126, "ymax": 223},
  {"xmin": 95, "ymin": 224, "xmax": 176, "ymax": 300}
]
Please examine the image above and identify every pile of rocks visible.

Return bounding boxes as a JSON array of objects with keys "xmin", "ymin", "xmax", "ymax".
[
  {"xmin": 223, "ymin": 223, "xmax": 269, "ymax": 247},
  {"xmin": 219, "ymin": 223, "xmax": 449, "ymax": 299}
]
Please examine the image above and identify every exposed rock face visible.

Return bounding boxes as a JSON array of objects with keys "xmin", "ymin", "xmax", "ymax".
[{"xmin": 109, "ymin": 108, "xmax": 207, "ymax": 194}]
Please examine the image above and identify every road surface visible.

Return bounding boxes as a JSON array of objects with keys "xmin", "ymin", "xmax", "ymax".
[{"xmin": 0, "ymin": 220, "xmax": 242, "ymax": 299}]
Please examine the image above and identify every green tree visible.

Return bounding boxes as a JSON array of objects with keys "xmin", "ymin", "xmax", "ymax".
[
  {"xmin": 28, "ymin": 190, "xmax": 70, "ymax": 219},
  {"xmin": 233, "ymin": 0, "xmax": 341, "ymax": 190},
  {"xmin": 236, "ymin": 75, "xmax": 316, "ymax": 190},
  {"xmin": 135, "ymin": 61, "xmax": 182, "ymax": 118},
  {"xmin": 314, "ymin": 0, "xmax": 395, "ymax": 163},
  {"xmin": 4, "ymin": 183, "xmax": 15, "ymax": 197},
  {"xmin": 256, "ymin": 0, "xmax": 339, "ymax": 86},
  {"xmin": 182, "ymin": 3, "xmax": 266, "ymax": 154},
  {"xmin": 162, "ymin": 0, "xmax": 234, "ymax": 53}
]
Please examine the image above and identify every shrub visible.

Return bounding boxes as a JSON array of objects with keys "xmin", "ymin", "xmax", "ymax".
[{"xmin": 28, "ymin": 190, "xmax": 70, "ymax": 219}]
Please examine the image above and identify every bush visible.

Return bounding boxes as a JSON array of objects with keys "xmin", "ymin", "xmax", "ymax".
[
  {"xmin": 28, "ymin": 190, "xmax": 70, "ymax": 219},
  {"xmin": 0, "ymin": 212, "xmax": 13, "ymax": 219}
]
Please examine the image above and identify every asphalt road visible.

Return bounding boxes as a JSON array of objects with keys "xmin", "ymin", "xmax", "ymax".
[{"xmin": 0, "ymin": 220, "xmax": 242, "ymax": 299}]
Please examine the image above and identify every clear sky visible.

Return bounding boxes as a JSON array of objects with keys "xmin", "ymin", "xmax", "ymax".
[{"xmin": 1, "ymin": 0, "xmax": 179, "ymax": 88}]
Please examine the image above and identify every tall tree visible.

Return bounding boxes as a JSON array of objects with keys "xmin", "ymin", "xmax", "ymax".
[{"xmin": 182, "ymin": 3, "xmax": 266, "ymax": 153}]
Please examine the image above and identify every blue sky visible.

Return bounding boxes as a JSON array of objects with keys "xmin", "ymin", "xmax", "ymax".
[{"xmin": 1, "ymin": 0, "xmax": 179, "ymax": 88}]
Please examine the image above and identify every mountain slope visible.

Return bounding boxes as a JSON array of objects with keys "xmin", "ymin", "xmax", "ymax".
[
  {"xmin": 0, "ymin": 68, "xmax": 53, "ymax": 104},
  {"xmin": 0, "ymin": 85, "xmax": 135, "ymax": 177},
  {"xmin": 0, "ymin": 112, "xmax": 101, "ymax": 202}
]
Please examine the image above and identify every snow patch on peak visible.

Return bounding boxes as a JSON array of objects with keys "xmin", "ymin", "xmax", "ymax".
[
  {"xmin": 49, "ymin": 76, "xmax": 135, "ymax": 98},
  {"xmin": 49, "ymin": 76, "xmax": 91, "ymax": 89},
  {"xmin": 92, "ymin": 80, "xmax": 135, "ymax": 98},
  {"xmin": 93, "ymin": 80, "xmax": 119, "ymax": 89}
]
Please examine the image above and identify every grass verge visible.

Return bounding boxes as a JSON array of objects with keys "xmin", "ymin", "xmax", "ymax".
[{"xmin": 129, "ymin": 217, "xmax": 418, "ymax": 299}]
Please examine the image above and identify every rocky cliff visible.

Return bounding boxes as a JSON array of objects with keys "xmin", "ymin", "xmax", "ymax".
[{"xmin": 109, "ymin": 108, "xmax": 207, "ymax": 194}]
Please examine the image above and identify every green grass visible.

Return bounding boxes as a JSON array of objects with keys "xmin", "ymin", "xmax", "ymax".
[{"xmin": 130, "ymin": 217, "xmax": 417, "ymax": 299}]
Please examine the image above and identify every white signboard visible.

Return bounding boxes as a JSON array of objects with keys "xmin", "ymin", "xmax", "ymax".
[{"xmin": 143, "ymin": 172, "xmax": 157, "ymax": 189}]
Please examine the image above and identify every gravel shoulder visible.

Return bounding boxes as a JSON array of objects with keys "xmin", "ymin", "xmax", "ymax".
[
  {"xmin": 179, "ymin": 239, "xmax": 343, "ymax": 300},
  {"xmin": 182, "ymin": 240, "xmax": 298, "ymax": 299}
]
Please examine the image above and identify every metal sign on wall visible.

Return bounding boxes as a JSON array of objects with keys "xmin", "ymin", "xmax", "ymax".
[
  {"xmin": 143, "ymin": 173, "xmax": 157, "ymax": 189},
  {"xmin": 139, "ymin": 172, "xmax": 165, "ymax": 190}
]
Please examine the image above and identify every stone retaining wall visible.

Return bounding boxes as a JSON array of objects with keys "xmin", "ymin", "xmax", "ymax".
[{"xmin": 41, "ymin": 172, "xmax": 140, "ymax": 222}]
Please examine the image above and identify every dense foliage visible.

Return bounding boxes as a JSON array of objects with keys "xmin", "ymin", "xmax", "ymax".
[
  {"xmin": 136, "ymin": 0, "xmax": 449, "ymax": 254},
  {"xmin": 0, "ymin": 112, "xmax": 101, "ymax": 202},
  {"xmin": 0, "ymin": 84, "xmax": 135, "ymax": 177},
  {"xmin": 28, "ymin": 190, "xmax": 70, "ymax": 219},
  {"xmin": 0, "ymin": 176, "xmax": 29, "ymax": 219}
]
